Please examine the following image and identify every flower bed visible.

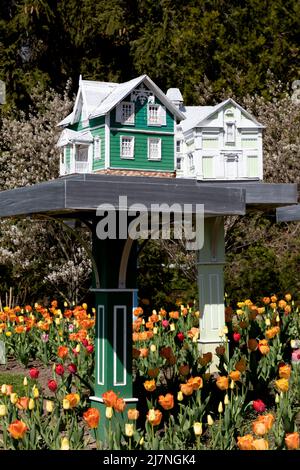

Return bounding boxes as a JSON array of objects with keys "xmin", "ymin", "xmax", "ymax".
[{"xmin": 0, "ymin": 295, "xmax": 300, "ymax": 450}]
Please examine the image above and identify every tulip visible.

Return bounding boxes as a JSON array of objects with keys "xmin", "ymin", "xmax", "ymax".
[
  {"xmin": 23, "ymin": 377, "xmax": 28, "ymax": 386},
  {"xmin": 32, "ymin": 386, "xmax": 39, "ymax": 399},
  {"xmin": 275, "ymin": 378, "xmax": 289, "ymax": 393},
  {"xmin": 10, "ymin": 393, "xmax": 18, "ymax": 404},
  {"xmin": 61, "ymin": 437, "xmax": 70, "ymax": 450},
  {"xmin": 1, "ymin": 384, "xmax": 7, "ymax": 395},
  {"xmin": 125, "ymin": 423, "xmax": 134, "ymax": 437},
  {"xmin": 28, "ymin": 398, "xmax": 35, "ymax": 410},
  {"xmin": 285, "ymin": 432, "xmax": 300, "ymax": 450},
  {"xmin": 106, "ymin": 406, "xmax": 113, "ymax": 419},
  {"xmin": 83, "ymin": 408, "xmax": 100, "ymax": 429},
  {"xmin": 158, "ymin": 393, "xmax": 174, "ymax": 410},
  {"xmin": 224, "ymin": 394, "xmax": 229, "ymax": 405},
  {"xmin": 63, "ymin": 399, "xmax": 70, "ymax": 410},
  {"xmin": 8, "ymin": 420, "xmax": 28, "ymax": 439},
  {"xmin": 55, "ymin": 364, "xmax": 64, "ymax": 376},
  {"xmin": 45, "ymin": 400, "xmax": 54, "ymax": 413},
  {"xmin": 29, "ymin": 368, "xmax": 39, "ymax": 379},
  {"xmin": 0, "ymin": 404, "xmax": 8, "ymax": 417},
  {"xmin": 68, "ymin": 363, "xmax": 77, "ymax": 374},
  {"xmin": 177, "ymin": 391, "xmax": 184, "ymax": 401},
  {"xmin": 218, "ymin": 402, "xmax": 223, "ymax": 413},
  {"xmin": 170, "ymin": 323, "xmax": 175, "ymax": 331},
  {"xmin": 207, "ymin": 415, "xmax": 214, "ymax": 426},
  {"xmin": 48, "ymin": 380, "xmax": 58, "ymax": 393},
  {"xmin": 147, "ymin": 409, "xmax": 162, "ymax": 427},
  {"xmin": 150, "ymin": 344, "xmax": 156, "ymax": 352},
  {"xmin": 127, "ymin": 409, "xmax": 139, "ymax": 420},
  {"xmin": 193, "ymin": 422, "xmax": 202, "ymax": 436},
  {"xmin": 237, "ymin": 434, "xmax": 254, "ymax": 450}
]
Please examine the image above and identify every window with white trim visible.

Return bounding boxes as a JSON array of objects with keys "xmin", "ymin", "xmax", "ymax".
[
  {"xmin": 116, "ymin": 101, "xmax": 135, "ymax": 125},
  {"xmin": 225, "ymin": 123, "xmax": 235, "ymax": 143},
  {"xmin": 120, "ymin": 136, "xmax": 134, "ymax": 159},
  {"xmin": 148, "ymin": 138, "xmax": 161, "ymax": 160},
  {"xmin": 176, "ymin": 157, "xmax": 182, "ymax": 170},
  {"xmin": 93, "ymin": 137, "xmax": 101, "ymax": 160},
  {"xmin": 188, "ymin": 153, "xmax": 194, "ymax": 170},
  {"xmin": 147, "ymin": 104, "xmax": 166, "ymax": 126},
  {"xmin": 176, "ymin": 139, "xmax": 183, "ymax": 153}
]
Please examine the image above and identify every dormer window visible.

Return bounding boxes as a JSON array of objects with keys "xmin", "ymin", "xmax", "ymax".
[
  {"xmin": 226, "ymin": 123, "xmax": 235, "ymax": 143},
  {"xmin": 147, "ymin": 104, "xmax": 166, "ymax": 126},
  {"xmin": 116, "ymin": 101, "xmax": 135, "ymax": 125}
]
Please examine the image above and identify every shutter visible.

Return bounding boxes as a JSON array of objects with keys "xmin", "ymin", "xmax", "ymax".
[
  {"xmin": 131, "ymin": 137, "xmax": 135, "ymax": 158},
  {"xmin": 116, "ymin": 103, "xmax": 122, "ymax": 123},
  {"xmin": 159, "ymin": 105, "xmax": 166, "ymax": 125}
]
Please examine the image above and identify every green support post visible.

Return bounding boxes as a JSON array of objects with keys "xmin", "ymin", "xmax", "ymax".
[{"xmin": 88, "ymin": 218, "xmax": 138, "ymax": 439}]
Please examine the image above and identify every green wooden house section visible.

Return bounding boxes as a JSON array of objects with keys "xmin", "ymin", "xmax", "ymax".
[{"xmin": 57, "ymin": 75, "xmax": 185, "ymax": 176}]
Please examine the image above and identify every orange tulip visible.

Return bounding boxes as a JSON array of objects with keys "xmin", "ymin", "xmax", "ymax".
[
  {"xmin": 8, "ymin": 420, "xmax": 28, "ymax": 439},
  {"xmin": 275, "ymin": 378, "xmax": 289, "ymax": 393},
  {"xmin": 278, "ymin": 300, "xmax": 287, "ymax": 309},
  {"xmin": 285, "ymin": 432, "xmax": 300, "ymax": 450},
  {"xmin": 216, "ymin": 376, "xmax": 229, "ymax": 390},
  {"xmin": 229, "ymin": 370, "xmax": 241, "ymax": 382},
  {"xmin": 187, "ymin": 376, "xmax": 203, "ymax": 390},
  {"xmin": 83, "ymin": 408, "xmax": 100, "ymax": 429},
  {"xmin": 139, "ymin": 348, "xmax": 149, "ymax": 358},
  {"xmin": 180, "ymin": 383, "xmax": 194, "ymax": 396},
  {"xmin": 265, "ymin": 326, "xmax": 280, "ymax": 339},
  {"xmin": 65, "ymin": 393, "xmax": 80, "ymax": 408},
  {"xmin": 285, "ymin": 294, "xmax": 292, "ymax": 302},
  {"xmin": 127, "ymin": 408, "xmax": 139, "ymax": 420},
  {"xmin": 102, "ymin": 390, "xmax": 118, "ymax": 408},
  {"xmin": 235, "ymin": 358, "xmax": 247, "ymax": 372},
  {"xmin": 262, "ymin": 297, "xmax": 270, "ymax": 305},
  {"xmin": 133, "ymin": 307, "xmax": 143, "ymax": 317},
  {"xmin": 158, "ymin": 393, "xmax": 174, "ymax": 410},
  {"xmin": 16, "ymin": 397, "xmax": 29, "ymax": 410},
  {"xmin": 237, "ymin": 434, "xmax": 254, "ymax": 450},
  {"xmin": 252, "ymin": 420, "xmax": 268, "ymax": 436},
  {"xmin": 169, "ymin": 311, "xmax": 179, "ymax": 320},
  {"xmin": 279, "ymin": 364, "xmax": 291, "ymax": 379},
  {"xmin": 258, "ymin": 339, "xmax": 270, "ymax": 355},
  {"xmin": 143, "ymin": 380, "xmax": 156, "ymax": 392},
  {"xmin": 147, "ymin": 409, "xmax": 162, "ymax": 427},
  {"xmin": 57, "ymin": 346, "xmax": 68, "ymax": 359},
  {"xmin": 252, "ymin": 438, "xmax": 269, "ymax": 450},
  {"xmin": 114, "ymin": 397, "xmax": 126, "ymax": 413}
]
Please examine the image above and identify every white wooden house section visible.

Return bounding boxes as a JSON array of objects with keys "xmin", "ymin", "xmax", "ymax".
[{"xmin": 173, "ymin": 98, "xmax": 264, "ymax": 181}]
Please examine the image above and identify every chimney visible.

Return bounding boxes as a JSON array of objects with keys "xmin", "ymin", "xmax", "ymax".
[{"xmin": 166, "ymin": 88, "xmax": 184, "ymax": 110}]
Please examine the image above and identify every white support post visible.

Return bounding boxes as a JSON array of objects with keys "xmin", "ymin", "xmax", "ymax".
[{"xmin": 197, "ymin": 217, "xmax": 226, "ymax": 368}]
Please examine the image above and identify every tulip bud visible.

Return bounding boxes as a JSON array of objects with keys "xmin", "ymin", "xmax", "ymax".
[
  {"xmin": 139, "ymin": 437, "xmax": 144, "ymax": 446},
  {"xmin": 23, "ymin": 377, "xmax": 28, "ymax": 386},
  {"xmin": 125, "ymin": 423, "xmax": 134, "ymax": 437},
  {"xmin": 150, "ymin": 344, "xmax": 156, "ymax": 352},
  {"xmin": 275, "ymin": 394, "xmax": 280, "ymax": 404},
  {"xmin": 291, "ymin": 340, "xmax": 297, "ymax": 349},
  {"xmin": 207, "ymin": 414, "xmax": 214, "ymax": 426},
  {"xmin": 75, "ymin": 344, "xmax": 81, "ymax": 353},
  {"xmin": 29, "ymin": 398, "xmax": 35, "ymax": 410},
  {"xmin": 223, "ymin": 326, "xmax": 228, "ymax": 335},
  {"xmin": 46, "ymin": 400, "xmax": 54, "ymax": 413},
  {"xmin": 218, "ymin": 402, "xmax": 223, "ymax": 413},
  {"xmin": 152, "ymin": 310, "xmax": 157, "ymax": 315},
  {"xmin": 106, "ymin": 406, "xmax": 113, "ymax": 419},
  {"xmin": 148, "ymin": 409, "xmax": 156, "ymax": 421},
  {"xmin": 1, "ymin": 384, "xmax": 7, "ymax": 394},
  {"xmin": 153, "ymin": 327, "xmax": 158, "ymax": 335},
  {"xmin": 0, "ymin": 404, "xmax": 8, "ymax": 417},
  {"xmin": 276, "ymin": 315, "xmax": 280, "ymax": 323},
  {"xmin": 265, "ymin": 318, "xmax": 271, "ymax": 326},
  {"xmin": 224, "ymin": 394, "xmax": 229, "ymax": 406},
  {"xmin": 63, "ymin": 399, "xmax": 70, "ymax": 410},
  {"xmin": 177, "ymin": 391, "xmax": 184, "ymax": 402},
  {"xmin": 61, "ymin": 437, "xmax": 70, "ymax": 450},
  {"xmin": 64, "ymin": 301, "xmax": 68, "ymax": 307},
  {"xmin": 170, "ymin": 323, "xmax": 175, "ymax": 331},
  {"xmin": 32, "ymin": 386, "xmax": 39, "ymax": 399},
  {"xmin": 10, "ymin": 392, "xmax": 18, "ymax": 404},
  {"xmin": 55, "ymin": 318, "xmax": 61, "ymax": 326},
  {"xmin": 193, "ymin": 422, "xmax": 202, "ymax": 436},
  {"xmin": 230, "ymin": 380, "xmax": 235, "ymax": 389}
]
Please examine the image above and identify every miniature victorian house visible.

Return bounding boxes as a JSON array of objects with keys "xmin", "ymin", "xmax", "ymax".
[{"xmin": 57, "ymin": 75, "xmax": 264, "ymax": 182}]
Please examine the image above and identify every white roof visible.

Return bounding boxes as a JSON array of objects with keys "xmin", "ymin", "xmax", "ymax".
[
  {"xmin": 166, "ymin": 88, "xmax": 183, "ymax": 102},
  {"xmin": 58, "ymin": 75, "xmax": 185, "ymax": 127},
  {"xmin": 56, "ymin": 128, "xmax": 94, "ymax": 147},
  {"xmin": 180, "ymin": 98, "xmax": 264, "ymax": 134}
]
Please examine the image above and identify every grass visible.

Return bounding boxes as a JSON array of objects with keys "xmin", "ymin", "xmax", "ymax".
[{"xmin": 0, "ymin": 372, "xmax": 34, "ymax": 396}]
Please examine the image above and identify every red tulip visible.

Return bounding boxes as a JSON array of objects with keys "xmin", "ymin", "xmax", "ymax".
[
  {"xmin": 86, "ymin": 345, "xmax": 94, "ymax": 354},
  {"xmin": 252, "ymin": 399, "xmax": 266, "ymax": 413},
  {"xmin": 82, "ymin": 339, "xmax": 89, "ymax": 347},
  {"xmin": 177, "ymin": 332, "xmax": 185, "ymax": 342},
  {"xmin": 233, "ymin": 332, "xmax": 241, "ymax": 342},
  {"xmin": 48, "ymin": 380, "xmax": 58, "ymax": 392},
  {"xmin": 55, "ymin": 364, "xmax": 64, "ymax": 376},
  {"xmin": 29, "ymin": 368, "xmax": 39, "ymax": 379},
  {"xmin": 68, "ymin": 363, "xmax": 77, "ymax": 374}
]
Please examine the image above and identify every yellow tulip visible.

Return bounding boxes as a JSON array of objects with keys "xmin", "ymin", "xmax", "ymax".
[
  {"xmin": 61, "ymin": 437, "xmax": 70, "ymax": 450},
  {"xmin": 10, "ymin": 393, "xmax": 18, "ymax": 404},
  {"xmin": 193, "ymin": 422, "xmax": 202, "ymax": 436},
  {"xmin": 106, "ymin": 406, "xmax": 113, "ymax": 419},
  {"xmin": 46, "ymin": 400, "xmax": 54, "ymax": 413},
  {"xmin": 0, "ymin": 404, "xmax": 8, "ymax": 416},
  {"xmin": 63, "ymin": 399, "xmax": 70, "ymax": 410},
  {"xmin": 28, "ymin": 398, "xmax": 35, "ymax": 410},
  {"xmin": 207, "ymin": 415, "xmax": 214, "ymax": 426},
  {"xmin": 125, "ymin": 423, "xmax": 134, "ymax": 437}
]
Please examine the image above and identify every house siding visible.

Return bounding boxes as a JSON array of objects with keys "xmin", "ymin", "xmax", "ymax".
[{"xmin": 91, "ymin": 126, "xmax": 105, "ymax": 170}]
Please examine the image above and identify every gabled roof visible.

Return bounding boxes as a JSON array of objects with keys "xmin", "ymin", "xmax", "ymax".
[
  {"xmin": 58, "ymin": 75, "xmax": 185, "ymax": 127},
  {"xmin": 56, "ymin": 128, "xmax": 94, "ymax": 147},
  {"xmin": 181, "ymin": 98, "xmax": 264, "ymax": 134}
]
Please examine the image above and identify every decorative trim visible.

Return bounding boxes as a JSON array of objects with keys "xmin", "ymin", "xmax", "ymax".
[
  {"xmin": 105, "ymin": 113, "xmax": 110, "ymax": 168},
  {"xmin": 89, "ymin": 396, "xmax": 139, "ymax": 404},
  {"xmin": 131, "ymin": 84, "xmax": 152, "ymax": 104},
  {"xmin": 198, "ymin": 338, "xmax": 224, "ymax": 344},
  {"xmin": 110, "ymin": 127, "xmax": 173, "ymax": 136},
  {"xmin": 97, "ymin": 305, "xmax": 105, "ymax": 385},
  {"xmin": 113, "ymin": 305, "xmax": 127, "ymax": 386}
]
